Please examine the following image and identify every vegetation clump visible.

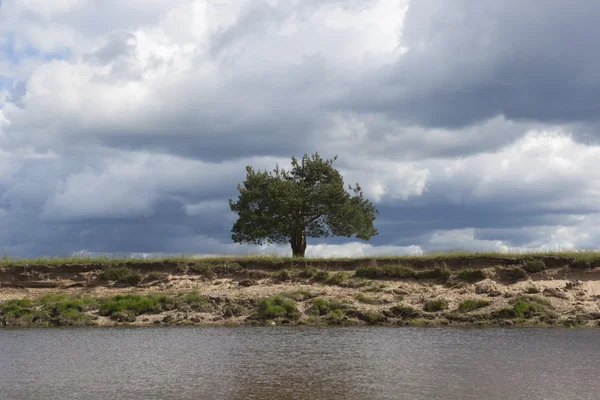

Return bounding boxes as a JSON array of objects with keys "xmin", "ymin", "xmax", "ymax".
[
  {"xmin": 98, "ymin": 267, "xmax": 142, "ymax": 285},
  {"xmin": 458, "ymin": 299, "xmax": 491, "ymax": 313},
  {"xmin": 383, "ymin": 305, "xmax": 422, "ymax": 319},
  {"xmin": 189, "ymin": 262, "xmax": 242, "ymax": 278},
  {"xmin": 256, "ymin": 296, "xmax": 300, "ymax": 320},
  {"xmin": 523, "ymin": 260, "xmax": 546, "ymax": 273},
  {"xmin": 423, "ymin": 299, "xmax": 449, "ymax": 312},
  {"xmin": 497, "ymin": 266, "xmax": 528, "ymax": 282},
  {"xmin": 570, "ymin": 259, "xmax": 591, "ymax": 270},
  {"xmin": 355, "ymin": 293, "xmax": 386, "ymax": 305},
  {"xmin": 455, "ymin": 269, "xmax": 487, "ymax": 283},
  {"xmin": 415, "ymin": 267, "xmax": 452, "ymax": 281},
  {"xmin": 355, "ymin": 265, "xmax": 415, "ymax": 279}
]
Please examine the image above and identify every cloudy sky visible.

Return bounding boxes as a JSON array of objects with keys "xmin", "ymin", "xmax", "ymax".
[{"xmin": 1, "ymin": 0, "xmax": 600, "ymax": 258}]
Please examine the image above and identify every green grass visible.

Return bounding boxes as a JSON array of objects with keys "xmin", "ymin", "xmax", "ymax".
[
  {"xmin": 458, "ymin": 299, "xmax": 491, "ymax": 313},
  {"xmin": 256, "ymin": 296, "xmax": 300, "ymax": 320},
  {"xmin": 279, "ymin": 289, "xmax": 314, "ymax": 301},
  {"xmin": 384, "ymin": 305, "xmax": 422, "ymax": 319},
  {"xmin": 423, "ymin": 299, "xmax": 449, "ymax": 312},
  {"xmin": 355, "ymin": 265, "xmax": 416, "ymax": 279},
  {"xmin": 325, "ymin": 272, "xmax": 346, "ymax": 285},
  {"xmin": 415, "ymin": 267, "xmax": 452, "ymax": 281},
  {"xmin": 355, "ymin": 293, "xmax": 386, "ymax": 305},
  {"xmin": 98, "ymin": 267, "xmax": 142, "ymax": 285},
  {"xmin": 455, "ymin": 269, "xmax": 487, "ymax": 282},
  {"xmin": 3, "ymin": 249, "xmax": 600, "ymax": 267},
  {"xmin": 523, "ymin": 260, "xmax": 546, "ymax": 273},
  {"xmin": 0, "ymin": 291, "xmax": 214, "ymax": 327}
]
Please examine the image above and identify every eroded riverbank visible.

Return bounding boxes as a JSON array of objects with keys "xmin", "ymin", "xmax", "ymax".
[{"xmin": 1, "ymin": 256, "xmax": 600, "ymax": 328}]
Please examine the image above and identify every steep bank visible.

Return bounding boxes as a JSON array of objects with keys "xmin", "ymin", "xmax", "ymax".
[{"xmin": 1, "ymin": 256, "xmax": 600, "ymax": 328}]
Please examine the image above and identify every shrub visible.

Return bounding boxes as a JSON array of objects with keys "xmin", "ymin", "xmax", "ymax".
[
  {"xmin": 570, "ymin": 259, "xmax": 591, "ymax": 270},
  {"xmin": 384, "ymin": 305, "xmax": 422, "ymax": 319},
  {"xmin": 257, "ymin": 296, "xmax": 300, "ymax": 320},
  {"xmin": 525, "ymin": 286, "xmax": 540, "ymax": 294},
  {"xmin": 523, "ymin": 260, "xmax": 546, "ymax": 273},
  {"xmin": 311, "ymin": 298, "xmax": 349, "ymax": 316},
  {"xmin": 99, "ymin": 267, "xmax": 142, "ymax": 285},
  {"xmin": 513, "ymin": 299, "xmax": 545, "ymax": 319},
  {"xmin": 355, "ymin": 293, "xmax": 385, "ymax": 305},
  {"xmin": 313, "ymin": 270, "xmax": 330, "ymax": 282},
  {"xmin": 325, "ymin": 272, "xmax": 345, "ymax": 285},
  {"xmin": 355, "ymin": 265, "xmax": 415, "ymax": 279},
  {"xmin": 423, "ymin": 299, "xmax": 448, "ymax": 312},
  {"xmin": 276, "ymin": 269, "xmax": 293, "ymax": 281},
  {"xmin": 458, "ymin": 299, "xmax": 491, "ymax": 313},
  {"xmin": 280, "ymin": 290, "xmax": 314, "ymax": 301},
  {"xmin": 497, "ymin": 266, "xmax": 528, "ymax": 282},
  {"xmin": 299, "ymin": 267, "xmax": 318, "ymax": 279},
  {"xmin": 98, "ymin": 294, "xmax": 162, "ymax": 318},
  {"xmin": 455, "ymin": 269, "xmax": 487, "ymax": 283},
  {"xmin": 415, "ymin": 267, "xmax": 452, "ymax": 281}
]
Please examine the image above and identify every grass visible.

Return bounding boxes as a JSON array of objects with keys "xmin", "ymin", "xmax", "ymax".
[
  {"xmin": 355, "ymin": 265, "xmax": 416, "ymax": 279},
  {"xmin": 523, "ymin": 260, "xmax": 546, "ymax": 273},
  {"xmin": 3, "ymin": 249, "xmax": 600, "ymax": 267},
  {"xmin": 455, "ymin": 269, "xmax": 487, "ymax": 282},
  {"xmin": 355, "ymin": 293, "xmax": 386, "ymax": 305},
  {"xmin": 0, "ymin": 291, "xmax": 214, "ymax": 327},
  {"xmin": 279, "ymin": 289, "xmax": 315, "ymax": 301},
  {"xmin": 458, "ymin": 299, "xmax": 491, "ymax": 313},
  {"xmin": 423, "ymin": 299, "xmax": 448, "ymax": 312},
  {"xmin": 256, "ymin": 296, "xmax": 300, "ymax": 320},
  {"xmin": 497, "ymin": 266, "xmax": 528, "ymax": 282},
  {"xmin": 384, "ymin": 305, "xmax": 422, "ymax": 319},
  {"xmin": 98, "ymin": 267, "xmax": 142, "ymax": 285}
]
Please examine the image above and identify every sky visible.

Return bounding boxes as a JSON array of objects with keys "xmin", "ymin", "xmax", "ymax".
[{"xmin": 1, "ymin": 0, "xmax": 600, "ymax": 258}]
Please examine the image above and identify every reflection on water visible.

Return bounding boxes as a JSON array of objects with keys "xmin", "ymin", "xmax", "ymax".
[{"xmin": 1, "ymin": 326, "xmax": 599, "ymax": 400}]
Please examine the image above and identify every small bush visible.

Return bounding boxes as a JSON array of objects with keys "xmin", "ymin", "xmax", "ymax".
[
  {"xmin": 458, "ymin": 299, "xmax": 491, "ymax": 313},
  {"xmin": 525, "ymin": 286, "xmax": 540, "ymax": 294},
  {"xmin": 523, "ymin": 260, "xmax": 546, "ymax": 273},
  {"xmin": 257, "ymin": 296, "xmax": 300, "ymax": 320},
  {"xmin": 280, "ymin": 290, "xmax": 314, "ymax": 301},
  {"xmin": 497, "ymin": 266, "xmax": 528, "ymax": 282},
  {"xmin": 455, "ymin": 269, "xmax": 487, "ymax": 283},
  {"xmin": 313, "ymin": 270, "xmax": 330, "ymax": 282},
  {"xmin": 423, "ymin": 299, "xmax": 448, "ymax": 312},
  {"xmin": 513, "ymin": 299, "xmax": 545, "ymax": 319},
  {"xmin": 384, "ymin": 305, "xmax": 422, "ymax": 319},
  {"xmin": 325, "ymin": 272, "xmax": 345, "ymax": 285},
  {"xmin": 145, "ymin": 272, "xmax": 165, "ymax": 281},
  {"xmin": 311, "ymin": 298, "xmax": 349, "ymax": 316},
  {"xmin": 355, "ymin": 265, "xmax": 415, "ymax": 279},
  {"xmin": 99, "ymin": 267, "xmax": 142, "ymax": 285},
  {"xmin": 299, "ymin": 267, "xmax": 318, "ymax": 279},
  {"xmin": 276, "ymin": 269, "xmax": 294, "ymax": 281},
  {"xmin": 355, "ymin": 293, "xmax": 385, "ymax": 305},
  {"xmin": 99, "ymin": 294, "xmax": 162, "ymax": 318},
  {"xmin": 415, "ymin": 267, "xmax": 452, "ymax": 281},
  {"xmin": 570, "ymin": 259, "xmax": 591, "ymax": 270}
]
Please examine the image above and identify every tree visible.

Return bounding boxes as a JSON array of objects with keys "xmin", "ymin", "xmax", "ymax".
[{"xmin": 229, "ymin": 153, "xmax": 378, "ymax": 257}]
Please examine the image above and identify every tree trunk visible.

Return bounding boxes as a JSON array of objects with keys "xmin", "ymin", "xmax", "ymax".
[{"xmin": 290, "ymin": 227, "xmax": 307, "ymax": 258}]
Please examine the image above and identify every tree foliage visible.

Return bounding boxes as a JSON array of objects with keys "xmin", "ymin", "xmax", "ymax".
[{"xmin": 229, "ymin": 153, "xmax": 378, "ymax": 257}]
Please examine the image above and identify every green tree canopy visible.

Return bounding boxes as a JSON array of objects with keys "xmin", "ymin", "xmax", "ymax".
[{"xmin": 229, "ymin": 153, "xmax": 378, "ymax": 257}]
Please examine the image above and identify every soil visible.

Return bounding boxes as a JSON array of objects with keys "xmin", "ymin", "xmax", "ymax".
[{"xmin": 1, "ymin": 258, "xmax": 599, "ymax": 328}]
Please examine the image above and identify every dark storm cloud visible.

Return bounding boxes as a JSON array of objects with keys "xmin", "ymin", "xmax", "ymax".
[{"xmin": 342, "ymin": 0, "xmax": 600, "ymax": 129}]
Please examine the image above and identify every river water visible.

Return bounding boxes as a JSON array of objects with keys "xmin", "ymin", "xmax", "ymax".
[{"xmin": 1, "ymin": 326, "xmax": 598, "ymax": 400}]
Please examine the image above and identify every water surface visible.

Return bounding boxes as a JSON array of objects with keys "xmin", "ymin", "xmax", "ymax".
[{"xmin": 1, "ymin": 326, "xmax": 598, "ymax": 399}]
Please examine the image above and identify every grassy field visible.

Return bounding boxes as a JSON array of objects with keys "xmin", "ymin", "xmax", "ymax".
[{"xmin": 2, "ymin": 249, "xmax": 600, "ymax": 266}]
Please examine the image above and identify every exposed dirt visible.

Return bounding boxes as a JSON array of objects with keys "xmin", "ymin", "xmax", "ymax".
[{"xmin": 1, "ymin": 259, "xmax": 600, "ymax": 328}]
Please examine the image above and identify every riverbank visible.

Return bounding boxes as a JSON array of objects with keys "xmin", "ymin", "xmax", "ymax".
[{"xmin": 1, "ymin": 254, "xmax": 600, "ymax": 328}]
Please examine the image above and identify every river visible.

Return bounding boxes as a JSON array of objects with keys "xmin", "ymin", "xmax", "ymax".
[{"xmin": 1, "ymin": 326, "xmax": 599, "ymax": 399}]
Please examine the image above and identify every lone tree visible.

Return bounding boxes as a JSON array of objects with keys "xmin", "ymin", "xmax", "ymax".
[{"xmin": 229, "ymin": 153, "xmax": 378, "ymax": 257}]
